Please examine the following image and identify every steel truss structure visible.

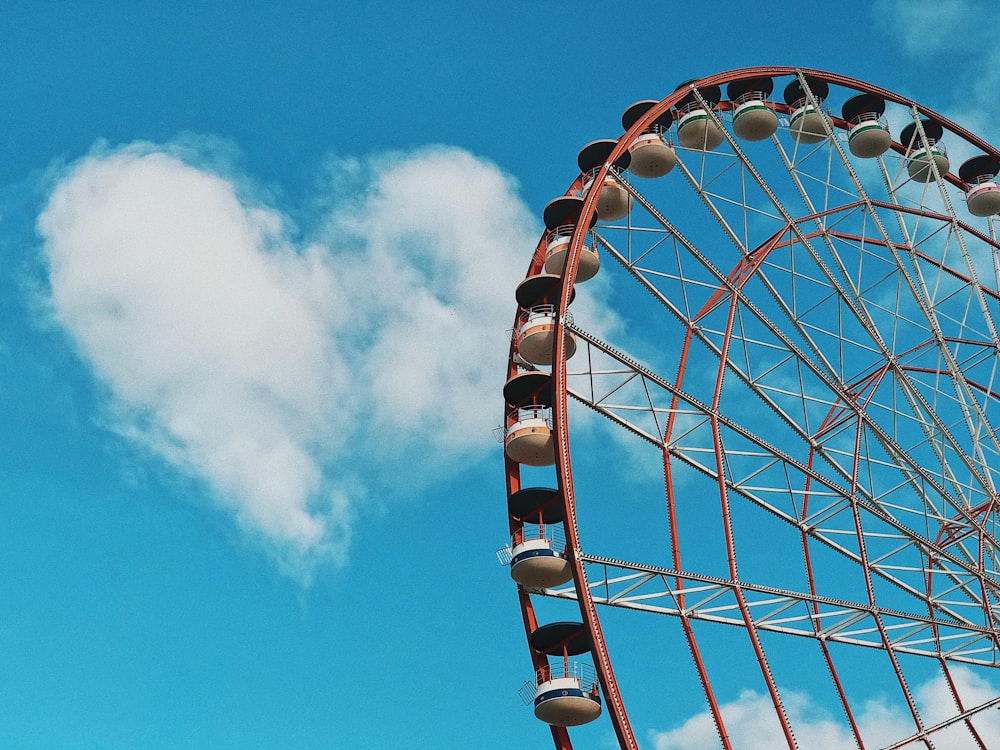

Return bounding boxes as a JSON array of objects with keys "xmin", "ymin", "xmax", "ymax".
[{"xmin": 502, "ymin": 68, "xmax": 1000, "ymax": 749}]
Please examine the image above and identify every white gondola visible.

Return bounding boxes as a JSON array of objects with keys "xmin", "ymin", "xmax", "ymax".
[
  {"xmin": 583, "ymin": 174, "xmax": 631, "ymax": 221},
  {"xmin": 847, "ymin": 114, "xmax": 892, "ymax": 158},
  {"xmin": 543, "ymin": 226, "xmax": 599, "ymax": 281},
  {"xmin": 622, "ymin": 101, "xmax": 677, "ymax": 178},
  {"xmin": 906, "ymin": 144, "xmax": 949, "ymax": 183},
  {"xmin": 788, "ymin": 102, "xmax": 827, "ymax": 144},
  {"xmin": 515, "ymin": 306, "xmax": 576, "ymax": 366},
  {"xmin": 732, "ymin": 96, "xmax": 778, "ymax": 141},
  {"xmin": 676, "ymin": 100, "xmax": 725, "ymax": 151},
  {"xmin": 966, "ymin": 176, "xmax": 1000, "ymax": 217},
  {"xmin": 628, "ymin": 131, "xmax": 677, "ymax": 178},
  {"xmin": 784, "ymin": 76, "xmax": 830, "ymax": 145},
  {"xmin": 728, "ymin": 77, "xmax": 779, "ymax": 142},
  {"xmin": 960, "ymin": 156, "xmax": 1000, "ymax": 217},
  {"xmin": 507, "ymin": 524, "xmax": 571, "ymax": 588},
  {"xmin": 841, "ymin": 93, "xmax": 892, "ymax": 158},
  {"xmin": 577, "ymin": 140, "xmax": 632, "ymax": 221},
  {"xmin": 902, "ymin": 120, "xmax": 949, "ymax": 183},
  {"xmin": 526, "ymin": 662, "xmax": 602, "ymax": 727},
  {"xmin": 727, "ymin": 77, "xmax": 779, "ymax": 142},
  {"xmin": 674, "ymin": 82, "xmax": 724, "ymax": 151},
  {"xmin": 503, "ymin": 405, "xmax": 555, "ymax": 466}
]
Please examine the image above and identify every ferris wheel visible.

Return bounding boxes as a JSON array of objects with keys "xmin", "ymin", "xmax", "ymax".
[{"xmin": 499, "ymin": 67, "xmax": 1000, "ymax": 749}]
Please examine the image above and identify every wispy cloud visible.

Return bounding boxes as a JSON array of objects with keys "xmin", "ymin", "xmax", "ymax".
[
  {"xmin": 875, "ymin": 0, "xmax": 986, "ymax": 58},
  {"xmin": 875, "ymin": 0, "xmax": 1000, "ymax": 145},
  {"xmin": 650, "ymin": 666, "xmax": 1000, "ymax": 749},
  {"xmin": 37, "ymin": 141, "xmax": 538, "ymax": 578}
]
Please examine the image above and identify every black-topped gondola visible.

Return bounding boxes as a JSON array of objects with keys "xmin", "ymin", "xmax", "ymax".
[
  {"xmin": 501, "ymin": 384, "xmax": 555, "ymax": 466},
  {"xmin": 512, "ymin": 274, "xmax": 576, "ymax": 367},
  {"xmin": 506, "ymin": 485, "xmax": 570, "ymax": 589},
  {"xmin": 727, "ymin": 77, "xmax": 778, "ymax": 141},
  {"xmin": 783, "ymin": 76, "xmax": 830, "ymax": 144},
  {"xmin": 840, "ymin": 93, "xmax": 891, "ymax": 158},
  {"xmin": 959, "ymin": 155, "xmax": 1000, "ymax": 216},
  {"xmin": 527, "ymin": 622, "xmax": 602, "ymax": 727},
  {"xmin": 577, "ymin": 140, "xmax": 632, "ymax": 221},
  {"xmin": 900, "ymin": 119, "xmax": 949, "ymax": 182},
  {"xmin": 541, "ymin": 195, "xmax": 600, "ymax": 280},
  {"xmin": 674, "ymin": 80, "xmax": 724, "ymax": 151},
  {"xmin": 622, "ymin": 100, "xmax": 678, "ymax": 178}
]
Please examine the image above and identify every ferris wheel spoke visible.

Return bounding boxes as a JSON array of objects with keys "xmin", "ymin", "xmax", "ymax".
[
  {"xmin": 536, "ymin": 555, "xmax": 1000, "ymax": 665},
  {"xmin": 758, "ymin": 108, "xmax": 987, "ymax": 486}
]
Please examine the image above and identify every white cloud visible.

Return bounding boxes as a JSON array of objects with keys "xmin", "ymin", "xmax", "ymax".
[
  {"xmin": 650, "ymin": 666, "xmax": 999, "ymax": 749},
  {"xmin": 875, "ymin": 0, "xmax": 1000, "ymax": 147},
  {"xmin": 874, "ymin": 0, "xmax": 986, "ymax": 58},
  {"xmin": 319, "ymin": 148, "xmax": 540, "ymax": 451},
  {"xmin": 37, "ymin": 141, "xmax": 540, "ymax": 577},
  {"xmin": 650, "ymin": 688, "xmax": 872, "ymax": 750},
  {"xmin": 914, "ymin": 666, "xmax": 1000, "ymax": 747}
]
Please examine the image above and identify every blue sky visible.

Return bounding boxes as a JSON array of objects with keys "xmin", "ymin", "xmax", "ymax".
[{"xmin": 2, "ymin": 2, "xmax": 999, "ymax": 749}]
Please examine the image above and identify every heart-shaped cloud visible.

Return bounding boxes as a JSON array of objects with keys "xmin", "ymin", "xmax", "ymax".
[{"xmin": 37, "ymin": 140, "xmax": 538, "ymax": 578}]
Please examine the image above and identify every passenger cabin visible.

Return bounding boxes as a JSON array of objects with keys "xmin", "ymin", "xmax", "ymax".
[
  {"xmin": 900, "ymin": 119, "xmax": 949, "ymax": 182},
  {"xmin": 578, "ymin": 140, "xmax": 632, "ymax": 221},
  {"xmin": 522, "ymin": 622, "xmax": 602, "ymax": 727},
  {"xmin": 783, "ymin": 77, "xmax": 830, "ymax": 144},
  {"xmin": 727, "ymin": 77, "xmax": 778, "ymax": 142},
  {"xmin": 840, "ymin": 93, "xmax": 892, "ymax": 158},
  {"xmin": 501, "ymin": 371, "xmax": 556, "ymax": 466},
  {"xmin": 959, "ymin": 155, "xmax": 1000, "ymax": 217},
  {"xmin": 622, "ymin": 100, "xmax": 677, "ymax": 178},
  {"xmin": 674, "ymin": 81, "xmax": 725, "ymax": 151},
  {"xmin": 512, "ymin": 274, "xmax": 577, "ymax": 368},
  {"xmin": 504, "ymin": 487, "xmax": 572, "ymax": 588},
  {"xmin": 542, "ymin": 195, "xmax": 599, "ymax": 281}
]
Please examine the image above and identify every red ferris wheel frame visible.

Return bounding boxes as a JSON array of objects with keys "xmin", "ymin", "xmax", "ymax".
[{"xmin": 503, "ymin": 67, "xmax": 1000, "ymax": 749}]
